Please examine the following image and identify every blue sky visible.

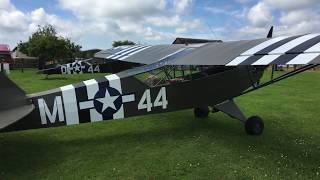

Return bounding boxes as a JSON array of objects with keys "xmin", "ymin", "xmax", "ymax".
[{"xmin": 1, "ymin": 0, "xmax": 319, "ymax": 50}]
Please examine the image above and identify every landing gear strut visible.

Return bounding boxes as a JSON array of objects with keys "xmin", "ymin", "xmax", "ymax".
[
  {"xmin": 214, "ymin": 100, "xmax": 264, "ymax": 135},
  {"xmin": 194, "ymin": 106, "xmax": 210, "ymax": 118}
]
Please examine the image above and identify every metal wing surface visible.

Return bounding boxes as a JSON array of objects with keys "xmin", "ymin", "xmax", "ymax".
[{"xmin": 95, "ymin": 34, "xmax": 320, "ymax": 66}]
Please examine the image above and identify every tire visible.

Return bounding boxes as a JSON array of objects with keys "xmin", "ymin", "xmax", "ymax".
[
  {"xmin": 245, "ymin": 116, "xmax": 264, "ymax": 135},
  {"xmin": 211, "ymin": 107, "xmax": 220, "ymax": 113},
  {"xmin": 194, "ymin": 107, "xmax": 210, "ymax": 118}
]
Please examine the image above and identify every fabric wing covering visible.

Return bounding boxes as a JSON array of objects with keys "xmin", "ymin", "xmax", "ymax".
[{"xmin": 95, "ymin": 34, "xmax": 320, "ymax": 66}]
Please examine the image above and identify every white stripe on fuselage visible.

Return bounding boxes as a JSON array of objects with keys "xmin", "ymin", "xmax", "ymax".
[
  {"xmin": 83, "ymin": 79, "xmax": 103, "ymax": 122},
  {"xmin": 106, "ymin": 74, "xmax": 124, "ymax": 119},
  {"xmin": 61, "ymin": 85, "xmax": 79, "ymax": 125}
]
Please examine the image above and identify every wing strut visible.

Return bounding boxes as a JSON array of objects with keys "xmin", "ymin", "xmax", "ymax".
[{"xmin": 241, "ymin": 64, "xmax": 319, "ymax": 96}]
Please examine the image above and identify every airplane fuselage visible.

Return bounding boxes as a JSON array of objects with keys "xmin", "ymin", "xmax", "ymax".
[{"xmin": 2, "ymin": 66, "xmax": 264, "ymax": 132}]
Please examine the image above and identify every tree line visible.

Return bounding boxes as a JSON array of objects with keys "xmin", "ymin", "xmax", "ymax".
[{"xmin": 19, "ymin": 24, "xmax": 135, "ymax": 69}]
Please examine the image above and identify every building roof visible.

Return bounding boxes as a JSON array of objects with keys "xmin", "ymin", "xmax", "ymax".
[
  {"xmin": 0, "ymin": 44, "xmax": 10, "ymax": 53},
  {"xmin": 11, "ymin": 49, "xmax": 37, "ymax": 60},
  {"xmin": 172, "ymin": 37, "xmax": 222, "ymax": 45}
]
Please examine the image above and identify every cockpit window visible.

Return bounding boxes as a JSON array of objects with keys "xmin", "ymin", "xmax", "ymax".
[{"xmin": 134, "ymin": 65, "xmax": 235, "ymax": 87}]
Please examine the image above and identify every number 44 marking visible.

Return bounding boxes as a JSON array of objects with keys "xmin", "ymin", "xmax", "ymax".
[{"xmin": 138, "ymin": 87, "xmax": 168, "ymax": 112}]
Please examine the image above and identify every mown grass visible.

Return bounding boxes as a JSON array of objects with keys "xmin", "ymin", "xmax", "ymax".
[{"xmin": 0, "ymin": 69, "xmax": 320, "ymax": 180}]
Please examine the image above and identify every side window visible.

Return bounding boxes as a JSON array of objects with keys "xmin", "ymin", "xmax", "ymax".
[{"xmin": 134, "ymin": 65, "xmax": 202, "ymax": 87}]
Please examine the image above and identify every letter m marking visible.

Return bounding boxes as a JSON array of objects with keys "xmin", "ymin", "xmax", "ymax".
[{"xmin": 38, "ymin": 96, "xmax": 65, "ymax": 125}]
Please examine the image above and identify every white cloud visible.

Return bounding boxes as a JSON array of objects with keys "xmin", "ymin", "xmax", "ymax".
[
  {"xmin": 175, "ymin": 19, "xmax": 201, "ymax": 34},
  {"xmin": 247, "ymin": 2, "xmax": 273, "ymax": 27},
  {"xmin": 205, "ymin": 6, "xmax": 248, "ymax": 19},
  {"xmin": 233, "ymin": 0, "xmax": 320, "ymax": 40},
  {"xmin": 0, "ymin": 1, "xmax": 85, "ymax": 49},
  {"xmin": 0, "ymin": 0, "xmax": 203, "ymax": 49},
  {"xmin": 0, "ymin": 0, "xmax": 15, "ymax": 11},
  {"xmin": 29, "ymin": 8, "xmax": 83, "ymax": 39},
  {"xmin": 173, "ymin": 0, "xmax": 193, "ymax": 13},
  {"xmin": 235, "ymin": 0, "xmax": 253, "ymax": 4},
  {"xmin": 58, "ymin": 0, "xmax": 167, "ymax": 21},
  {"xmin": 0, "ymin": 9, "xmax": 27, "ymax": 32},
  {"xmin": 57, "ymin": 0, "xmax": 201, "ymax": 44},
  {"xmin": 264, "ymin": 0, "xmax": 319, "ymax": 11},
  {"xmin": 145, "ymin": 15, "xmax": 181, "ymax": 27},
  {"xmin": 0, "ymin": 0, "xmax": 28, "ymax": 47},
  {"xmin": 0, "ymin": 0, "xmax": 27, "ymax": 33},
  {"xmin": 279, "ymin": 10, "xmax": 316, "ymax": 25},
  {"xmin": 2, "ymin": 0, "xmax": 318, "ymax": 50}
]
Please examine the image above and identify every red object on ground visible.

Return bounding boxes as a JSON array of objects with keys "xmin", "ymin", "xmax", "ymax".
[{"xmin": 0, "ymin": 44, "xmax": 12, "ymax": 63}]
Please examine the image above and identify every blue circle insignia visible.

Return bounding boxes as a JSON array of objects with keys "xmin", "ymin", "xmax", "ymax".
[
  {"xmin": 93, "ymin": 86, "xmax": 123, "ymax": 116},
  {"xmin": 72, "ymin": 62, "xmax": 82, "ymax": 73}
]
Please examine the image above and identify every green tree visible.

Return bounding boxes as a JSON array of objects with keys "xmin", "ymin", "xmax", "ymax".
[
  {"xmin": 19, "ymin": 25, "xmax": 82, "ymax": 69},
  {"xmin": 112, "ymin": 40, "xmax": 135, "ymax": 48}
]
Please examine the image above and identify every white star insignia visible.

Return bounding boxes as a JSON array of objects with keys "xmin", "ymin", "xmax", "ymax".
[
  {"xmin": 96, "ymin": 89, "xmax": 119, "ymax": 112},
  {"xmin": 74, "ymin": 64, "xmax": 81, "ymax": 71}
]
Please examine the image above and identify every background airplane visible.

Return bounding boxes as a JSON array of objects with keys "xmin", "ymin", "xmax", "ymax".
[{"xmin": 40, "ymin": 38, "xmax": 222, "ymax": 76}]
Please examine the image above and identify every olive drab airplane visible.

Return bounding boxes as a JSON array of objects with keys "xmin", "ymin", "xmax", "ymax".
[
  {"xmin": 40, "ymin": 59, "xmax": 107, "ymax": 75},
  {"xmin": 1, "ymin": 28, "xmax": 320, "ymax": 135}
]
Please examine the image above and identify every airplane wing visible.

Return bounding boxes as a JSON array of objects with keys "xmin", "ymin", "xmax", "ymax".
[
  {"xmin": 97, "ymin": 34, "xmax": 320, "ymax": 66},
  {"xmin": 94, "ymin": 44, "xmax": 206, "ymax": 64}
]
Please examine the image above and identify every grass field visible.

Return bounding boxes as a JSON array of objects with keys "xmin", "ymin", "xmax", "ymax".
[{"xmin": 1, "ymin": 69, "xmax": 320, "ymax": 179}]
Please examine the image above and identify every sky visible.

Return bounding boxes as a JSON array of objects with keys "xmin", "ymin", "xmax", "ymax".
[{"xmin": 0, "ymin": 0, "xmax": 320, "ymax": 50}]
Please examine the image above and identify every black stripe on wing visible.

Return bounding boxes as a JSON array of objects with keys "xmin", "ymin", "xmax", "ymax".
[
  {"xmin": 255, "ymin": 35, "xmax": 301, "ymax": 55},
  {"xmin": 269, "ymin": 35, "xmax": 320, "ymax": 65},
  {"xmin": 239, "ymin": 36, "xmax": 301, "ymax": 65},
  {"xmin": 286, "ymin": 35, "xmax": 320, "ymax": 54},
  {"xmin": 240, "ymin": 35, "xmax": 320, "ymax": 65}
]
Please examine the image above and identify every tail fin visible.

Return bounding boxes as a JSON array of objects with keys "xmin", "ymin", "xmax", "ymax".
[
  {"xmin": 0, "ymin": 73, "xmax": 34, "ymax": 130},
  {"xmin": 267, "ymin": 26, "xmax": 274, "ymax": 38}
]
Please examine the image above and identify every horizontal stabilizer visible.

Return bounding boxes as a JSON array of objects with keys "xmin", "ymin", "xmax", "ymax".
[
  {"xmin": 0, "ymin": 104, "xmax": 34, "ymax": 130},
  {"xmin": 0, "ymin": 73, "xmax": 34, "ymax": 130}
]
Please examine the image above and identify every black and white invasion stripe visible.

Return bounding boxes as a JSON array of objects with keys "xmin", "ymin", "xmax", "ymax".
[
  {"xmin": 106, "ymin": 45, "xmax": 152, "ymax": 60},
  {"xmin": 227, "ymin": 34, "xmax": 320, "ymax": 66}
]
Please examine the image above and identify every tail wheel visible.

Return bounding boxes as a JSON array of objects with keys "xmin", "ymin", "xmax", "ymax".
[
  {"xmin": 245, "ymin": 116, "xmax": 264, "ymax": 135},
  {"xmin": 194, "ymin": 107, "xmax": 210, "ymax": 118}
]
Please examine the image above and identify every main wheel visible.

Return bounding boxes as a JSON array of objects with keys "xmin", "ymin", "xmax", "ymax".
[
  {"xmin": 194, "ymin": 107, "xmax": 210, "ymax": 118},
  {"xmin": 245, "ymin": 116, "xmax": 264, "ymax": 135},
  {"xmin": 211, "ymin": 107, "xmax": 220, "ymax": 113}
]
